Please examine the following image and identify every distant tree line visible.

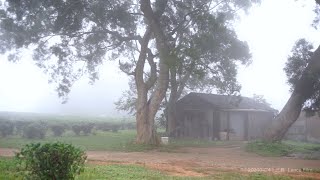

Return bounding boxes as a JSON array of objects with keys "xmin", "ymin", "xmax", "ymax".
[{"xmin": 0, "ymin": 117, "xmax": 136, "ymax": 139}]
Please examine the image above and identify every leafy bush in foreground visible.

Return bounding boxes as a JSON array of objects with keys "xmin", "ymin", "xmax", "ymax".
[
  {"xmin": 23, "ymin": 122, "xmax": 47, "ymax": 139},
  {"xmin": 16, "ymin": 142, "xmax": 87, "ymax": 180}
]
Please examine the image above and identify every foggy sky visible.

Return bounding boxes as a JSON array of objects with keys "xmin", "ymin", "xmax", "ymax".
[{"xmin": 0, "ymin": 0, "xmax": 319, "ymax": 116}]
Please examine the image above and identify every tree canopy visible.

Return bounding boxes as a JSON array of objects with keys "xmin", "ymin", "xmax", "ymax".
[
  {"xmin": 0, "ymin": 0, "xmax": 258, "ymax": 143},
  {"xmin": 284, "ymin": 39, "xmax": 320, "ymax": 112}
]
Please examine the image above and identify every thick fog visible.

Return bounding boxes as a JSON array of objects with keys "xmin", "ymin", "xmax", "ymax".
[
  {"xmin": 0, "ymin": 0, "xmax": 319, "ymax": 116},
  {"xmin": 0, "ymin": 59, "xmax": 130, "ymax": 116}
]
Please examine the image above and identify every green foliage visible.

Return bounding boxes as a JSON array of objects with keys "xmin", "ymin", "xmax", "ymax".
[
  {"xmin": 284, "ymin": 39, "xmax": 314, "ymax": 90},
  {"xmin": 22, "ymin": 122, "xmax": 47, "ymax": 139},
  {"xmin": 284, "ymin": 39, "xmax": 320, "ymax": 112},
  {"xmin": 0, "ymin": 0, "xmax": 256, "ymax": 101},
  {"xmin": 0, "ymin": 157, "xmax": 23, "ymax": 180},
  {"xmin": 15, "ymin": 142, "xmax": 86, "ymax": 180},
  {"xmin": 246, "ymin": 140, "xmax": 320, "ymax": 159},
  {"xmin": 0, "ymin": 119, "xmax": 14, "ymax": 137},
  {"xmin": 50, "ymin": 124, "xmax": 67, "ymax": 136}
]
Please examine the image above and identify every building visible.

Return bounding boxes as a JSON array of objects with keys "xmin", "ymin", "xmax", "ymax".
[
  {"xmin": 174, "ymin": 93, "xmax": 276, "ymax": 140},
  {"xmin": 286, "ymin": 111, "xmax": 320, "ymax": 143}
]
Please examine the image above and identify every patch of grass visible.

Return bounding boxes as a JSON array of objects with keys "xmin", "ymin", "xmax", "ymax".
[
  {"xmin": 0, "ymin": 129, "xmax": 245, "ymax": 152},
  {"xmin": 0, "ymin": 130, "xmax": 148, "ymax": 151},
  {"xmin": 193, "ymin": 168, "xmax": 295, "ymax": 180},
  {"xmin": 78, "ymin": 164, "xmax": 189, "ymax": 180},
  {"xmin": 0, "ymin": 157, "xmax": 296, "ymax": 180},
  {"xmin": 283, "ymin": 140, "xmax": 320, "ymax": 153},
  {"xmin": 246, "ymin": 141, "xmax": 293, "ymax": 156},
  {"xmin": 246, "ymin": 140, "xmax": 320, "ymax": 158},
  {"xmin": 247, "ymin": 173, "xmax": 293, "ymax": 180}
]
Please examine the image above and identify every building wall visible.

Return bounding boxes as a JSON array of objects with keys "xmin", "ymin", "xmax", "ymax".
[
  {"xmin": 176, "ymin": 107, "xmax": 274, "ymax": 141},
  {"xmin": 285, "ymin": 114, "xmax": 306, "ymax": 141},
  {"xmin": 286, "ymin": 112, "xmax": 320, "ymax": 142},
  {"xmin": 306, "ymin": 116, "xmax": 320, "ymax": 143},
  {"xmin": 205, "ymin": 110, "xmax": 214, "ymax": 139},
  {"xmin": 228, "ymin": 112, "xmax": 246, "ymax": 140},
  {"xmin": 219, "ymin": 111, "xmax": 273, "ymax": 140},
  {"xmin": 219, "ymin": 111, "xmax": 227, "ymax": 132},
  {"xmin": 178, "ymin": 110, "xmax": 210, "ymax": 138},
  {"xmin": 247, "ymin": 112, "xmax": 273, "ymax": 140}
]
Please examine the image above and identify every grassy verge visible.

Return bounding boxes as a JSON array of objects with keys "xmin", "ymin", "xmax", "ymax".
[
  {"xmin": 0, "ymin": 130, "xmax": 244, "ymax": 152},
  {"xmin": 246, "ymin": 140, "xmax": 320, "ymax": 158},
  {"xmin": 0, "ymin": 157, "xmax": 296, "ymax": 180},
  {"xmin": 246, "ymin": 141, "xmax": 293, "ymax": 156},
  {"xmin": 0, "ymin": 130, "xmax": 136, "ymax": 151},
  {"xmin": 0, "ymin": 130, "xmax": 162, "ymax": 152}
]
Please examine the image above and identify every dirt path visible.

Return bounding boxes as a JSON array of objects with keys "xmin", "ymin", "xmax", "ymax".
[{"xmin": 1, "ymin": 146, "xmax": 320, "ymax": 179}]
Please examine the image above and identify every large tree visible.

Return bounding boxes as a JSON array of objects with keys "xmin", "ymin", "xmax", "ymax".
[
  {"xmin": 265, "ymin": 39, "xmax": 320, "ymax": 141},
  {"xmin": 116, "ymin": 19, "xmax": 251, "ymax": 134},
  {"xmin": 0, "ymin": 0, "xmax": 256, "ymax": 144},
  {"xmin": 264, "ymin": 0, "xmax": 320, "ymax": 141}
]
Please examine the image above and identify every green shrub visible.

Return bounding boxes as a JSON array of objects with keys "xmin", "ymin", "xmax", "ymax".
[
  {"xmin": 72, "ymin": 125, "xmax": 82, "ymax": 135},
  {"xmin": 81, "ymin": 123, "xmax": 94, "ymax": 135},
  {"xmin": 50, "ymin": 124, "xmax": 66, "ymax": 136},
  {"xmin": 16, "ymin": 142, "xmax": 86, "ymax": 180},
  {"xmin": 0, "ymin": 120, "xmax": 14, "ymax": 137},
  {"xmin": 23, "ymin": 122, "xmax": 47, "ymax": 139}
]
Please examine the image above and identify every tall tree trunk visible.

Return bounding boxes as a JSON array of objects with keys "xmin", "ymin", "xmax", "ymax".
[
  {"xmin": 134, "ymin": 26, "xmax": 159, "ymax": 144},
  {"xmin": 136, "ymin": 87, "xmax": 159, "ymax": 144},
  {"xmin": 134, "ymin": 0, "xmax": 170, "ymax": 144},
  {"xmin": 264, "ymin": 92, "xmax": 304, "ymax": 141},
  {"xmin": 265, "ymin": 45, "xmax": 320, "ymax": 142},
  {"xmin": 168, "ymin": 67, "xmax": 178, "ymax": 136}
]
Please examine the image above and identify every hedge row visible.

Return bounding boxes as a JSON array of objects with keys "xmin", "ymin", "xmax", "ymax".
[{"xmin": 0, "ymin": 119, "xmax": 136, "ymax": 139}]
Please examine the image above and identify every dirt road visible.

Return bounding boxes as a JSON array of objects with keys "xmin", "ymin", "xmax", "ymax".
[{"xmin": 1, "ymin": 146, "xmax": 320, "ymax": 178}]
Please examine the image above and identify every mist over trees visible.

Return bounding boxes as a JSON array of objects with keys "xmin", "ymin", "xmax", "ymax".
[{"xmin": 0, "ymin": 0, "xmax": 259, "ymax": 144}]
